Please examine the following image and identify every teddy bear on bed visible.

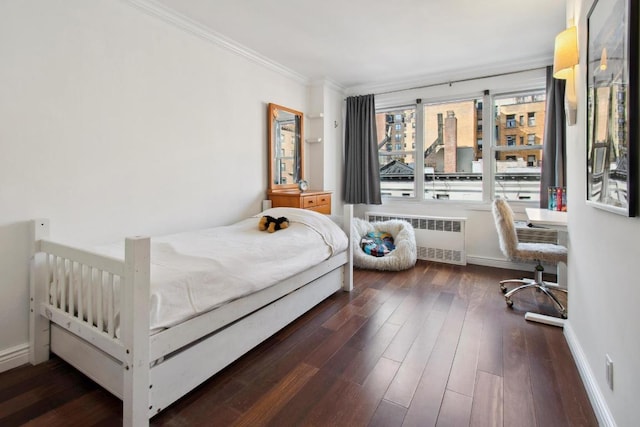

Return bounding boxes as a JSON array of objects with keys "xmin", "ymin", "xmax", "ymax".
[{"xmin": 258, "ymin": 215, "xmax": 290, "ymax": 233}]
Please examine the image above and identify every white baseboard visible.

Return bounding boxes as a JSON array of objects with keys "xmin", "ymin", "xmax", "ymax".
[
  {"xmin": 0, "ymin": 343, "xmax": 29, "ymax": 373},
  {"xmin": 564, "ymin": 321, "xmax": 617, "ymax": 427}
]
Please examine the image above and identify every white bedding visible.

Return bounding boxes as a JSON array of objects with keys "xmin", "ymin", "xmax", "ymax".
[{"xmin": 85, "ymin": 207, "xmax": 348, "ymax": 332}]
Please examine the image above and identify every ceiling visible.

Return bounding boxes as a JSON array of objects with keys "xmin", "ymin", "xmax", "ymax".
[{"xmin": 152, "ymin": 0, "xmax": 567, "ymax": 90}]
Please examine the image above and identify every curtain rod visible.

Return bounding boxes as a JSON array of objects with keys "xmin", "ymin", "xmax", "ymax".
[{"xmin": 348, "ymin": 66, "xmax": 548, "ymax": 98}]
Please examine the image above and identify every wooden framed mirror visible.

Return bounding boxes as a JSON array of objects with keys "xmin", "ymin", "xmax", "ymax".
[{"xmin": 268, "ymin": 103, "xmax": 304, "ymax": 191}]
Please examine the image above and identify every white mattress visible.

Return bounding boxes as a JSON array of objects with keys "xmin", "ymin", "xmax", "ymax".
[{"xmin": 90, "ymin": 207, "xmax": 348, "ymax": 332}]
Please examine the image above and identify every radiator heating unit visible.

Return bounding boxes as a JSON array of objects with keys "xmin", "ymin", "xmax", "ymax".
[{"xmin": 365, "ymin": 212, "xmax": 467, "ymax": 265}]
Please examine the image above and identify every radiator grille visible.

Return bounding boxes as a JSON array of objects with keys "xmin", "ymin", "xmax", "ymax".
[
  {"xmin": 515, "ymin": 221, "xmax": 558, "ymax": 243},
  {"xmin": 365, "ymin": 212, "xmax": 466, "ymax": 265}
]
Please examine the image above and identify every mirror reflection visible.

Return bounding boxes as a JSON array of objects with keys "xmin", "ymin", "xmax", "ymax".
[{"xmin": 268, "ymin": 103, "xmax": 303, "ymax": 190}]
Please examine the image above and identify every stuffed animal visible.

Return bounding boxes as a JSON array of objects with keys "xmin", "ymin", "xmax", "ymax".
[{"xmin": 258, "ymin": 215, "xmax": 289, "ymax": 233}]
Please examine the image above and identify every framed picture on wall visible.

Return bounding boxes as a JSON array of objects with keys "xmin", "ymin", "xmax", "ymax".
[{"xmin": 586, "ymin": 0, "xmax": 638, "ymax": 216}]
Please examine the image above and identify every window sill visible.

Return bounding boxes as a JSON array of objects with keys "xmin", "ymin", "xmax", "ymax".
[{"xmin": 379, "ymin": 195, "xmax": 539, "ymax": 214}]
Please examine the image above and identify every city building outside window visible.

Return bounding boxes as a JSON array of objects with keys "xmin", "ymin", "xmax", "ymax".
[
  {"xmin": 377, "ymin": 107, "xmax": 417, "ymax": 197},
  {"xmin": 423, "ymin": 99, "xmax": 482, "ymax": 200},
  {"xmin": 494, "ymin": 91, "xmax": 546, "ymax": 201}
]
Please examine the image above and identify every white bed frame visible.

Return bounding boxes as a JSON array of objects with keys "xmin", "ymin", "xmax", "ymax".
[{"xmin": 29, "ymin": 206, "xmax": 354, "ymax": 426}]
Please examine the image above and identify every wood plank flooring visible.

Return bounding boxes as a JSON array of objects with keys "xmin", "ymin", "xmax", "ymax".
[{"xmin": 0, "ymin": 261, "xmax": 597, "ymax": 426}]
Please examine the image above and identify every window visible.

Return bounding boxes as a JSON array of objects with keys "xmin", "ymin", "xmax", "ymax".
[
  {"xmin": 375, "ymin": 75, "xmax": 547, "ymax": 204},
  {"xmin": 378, "ymin": 97, "xmax": 484, "ymax": 201},
  {"xmin": 528, "ymin": 112, "xmax": 536, "ymax": 126},
  {"xmin": 494, "ymin": 91, "xmax": 546, "ymax": 201},
  {"xmin": 423, "ymin": 98, "xmax": 483, "ymax": 201},
  {"xmin": 377, "ymin": 106, "xmax": 417, "ymax": 197}
]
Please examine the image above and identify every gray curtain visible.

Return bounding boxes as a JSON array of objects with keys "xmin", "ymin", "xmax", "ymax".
[
  {"xmin": 540, "ymin": 65, "xmax": 567, "ymax": 208},
  {"xmin": 344, "ymin": 94, "xmax": 382, "ymax": 204}
]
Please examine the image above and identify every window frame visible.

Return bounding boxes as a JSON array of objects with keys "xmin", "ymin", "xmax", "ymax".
[
  {"xmin": 491, "ymin": 89, "xmax": 547, "ymax": 202},
  {"xmin": 376, "ymin": 104, "xmax": 419, "ymax": 198},
  {"xmin": 371, "ymin": 68, "xmax": 547, "ymax": 207}
]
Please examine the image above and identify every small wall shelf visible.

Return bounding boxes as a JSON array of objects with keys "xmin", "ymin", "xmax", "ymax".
[
  {"xmin": 308, "ymin": 113, "xmax": 324, "ymax": 119},
  {"xmin": 305, "ymin": 137, "xmax": 323, "ymax": 143}
]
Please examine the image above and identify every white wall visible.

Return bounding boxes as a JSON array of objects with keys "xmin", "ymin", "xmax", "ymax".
[
  {"xmin": 564, "ymin": 1, "xmax": 640, "ymax": 425},
  {"xmin": 306, "ymin": 80, "xmax": 345, "ymax": 213},
  {"xmin": 0, "ymin": 0, "xmax": 307, "ymax": 365}
]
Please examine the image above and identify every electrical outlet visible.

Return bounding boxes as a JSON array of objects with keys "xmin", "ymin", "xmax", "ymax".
[{"xmin": 606, "ymin": 354, "xmax": 614, "ymax": 390}]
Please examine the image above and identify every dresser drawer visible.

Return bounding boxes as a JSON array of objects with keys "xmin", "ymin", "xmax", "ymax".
[
  {"xmin": 317, "ymin": 194, "xmax": 331, "ymax": 206},
  {"xmin": 267, "ymin": 190, "xmax": 332, "ymax": 215},
  {"xmin": 301, "ymin": 195, "xmax": 318, "ymax": 208},
  {"xmin": 309, "ymin": 204, "xmax": 331, "ymax": 214},
  {"xmin": 310, "ymin": 193, "xmax": 331, "ymax": 214}
]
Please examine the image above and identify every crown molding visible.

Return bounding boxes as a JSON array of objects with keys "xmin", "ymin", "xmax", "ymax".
[
  {"xmin": 124, "ymin": 0, "xmax": 309, "ymax": 85},
  {"xmin": 308, "ymin": 78, "xmax": 345, "ymax": 94}
]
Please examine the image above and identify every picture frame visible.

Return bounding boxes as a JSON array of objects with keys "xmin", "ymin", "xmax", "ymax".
[{"xmin": 586, "ymin": 0, "xmax": 638, "ymax": 216}]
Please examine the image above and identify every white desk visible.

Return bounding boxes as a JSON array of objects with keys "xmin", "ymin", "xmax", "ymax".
[
  {"xmin": 525, "ymin": 208, "xmax": 567, "ymax": 229},
  {"xmin": 526, "ymin": 207, "xmax": 567, "ymax": 288},
  {"xmin": 524, "ymin": 208, "xmax": 568, "ymax": 327}
]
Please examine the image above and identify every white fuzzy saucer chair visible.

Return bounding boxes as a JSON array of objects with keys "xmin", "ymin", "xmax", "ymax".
[{"xmin": 352, "ymin": 217, "xmax": 417, "ymax": 271}]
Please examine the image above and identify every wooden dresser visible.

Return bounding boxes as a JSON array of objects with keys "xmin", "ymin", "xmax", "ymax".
[{"xmin": 268, "ymin": 190, "xmax": 332, "ymax": 214}]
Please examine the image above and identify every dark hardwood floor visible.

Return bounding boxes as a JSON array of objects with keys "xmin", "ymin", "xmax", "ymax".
[{"xmin": 0, "ymin": 261, "xmax": 597, "ymax": 426}]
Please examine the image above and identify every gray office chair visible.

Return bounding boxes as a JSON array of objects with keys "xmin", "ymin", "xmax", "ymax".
[{"xmin": 492, "ymin": 198, "xmax": 568, "ymax": 318}]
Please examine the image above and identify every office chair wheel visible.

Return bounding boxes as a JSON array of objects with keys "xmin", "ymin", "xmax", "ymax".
[
  {"xmin": 505, "ymin": 298, "xmax": 514, "ymax": 308},
  {"xmin": 500, "ymin": 284, "xmax": 507, "ymax": 293}
]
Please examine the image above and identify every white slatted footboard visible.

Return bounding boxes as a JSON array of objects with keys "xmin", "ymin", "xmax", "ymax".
[{"xmin": 30, "ymin": 219, "xmax": 151, "ymax": 427}]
